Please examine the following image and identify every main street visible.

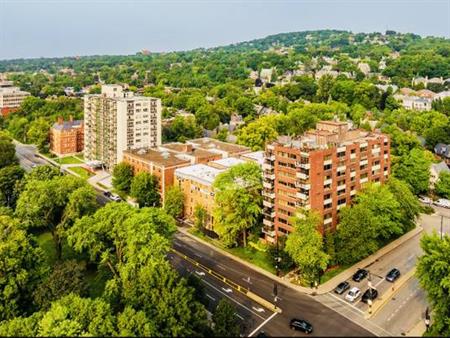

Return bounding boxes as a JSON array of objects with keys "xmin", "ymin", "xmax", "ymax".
[{"xmin": 172, "ymin": 231, "xmax": 374, "ymax": 337}]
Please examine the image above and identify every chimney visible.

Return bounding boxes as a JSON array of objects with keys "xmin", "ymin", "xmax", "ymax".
[
  {"xmin": 69, "ymin": 115, "xmax": 73, "ymax": 122},
  {"xmin": 57, "ymin": 116, "xmax": 64, "ymax": 125}
]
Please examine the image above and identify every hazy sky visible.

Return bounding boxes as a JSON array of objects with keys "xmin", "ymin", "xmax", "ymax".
[{"xmin": 0, "ymin": 0, "xmax": 449, "ymax": 60}]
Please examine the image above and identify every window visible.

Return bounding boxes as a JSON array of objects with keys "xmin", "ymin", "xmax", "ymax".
[
  {"xmin": 324, "ymin": 202, "xmax": 332, "ymax": 209},
  {"xmin": 324, "ymin": 164, "xmax": 332, "ymax": 171},
  {"xmin": 324, "ymin": 193, "xmax": 331, "ymax": 200},
  {"xmin": 338, "ymin": 198, "xmax": 346, "ymax": 205}
]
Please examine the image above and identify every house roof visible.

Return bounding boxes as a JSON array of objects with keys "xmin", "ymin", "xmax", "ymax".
[{"xmin": 435, "ymin": 143, "xmax": 450, "ymax": 157}]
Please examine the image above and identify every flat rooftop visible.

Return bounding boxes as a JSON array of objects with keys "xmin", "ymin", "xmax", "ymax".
[
  {"xmin": 175, "ymin": 164, "xmax": 224, "ymax": 186},
  {"xmin": 240, "ymin": 151, "xmax": 265, "ymax": 166},
  {"xmin": 124, "ymin": 148, "xmax": 190, "ymax": 168},
  {"xmin": 210, "ymin": 157, "xmax": 246, "ymax": 169},
  {"xmin": 161, "ymin": 142, "xmax": 218, "ymax": 159},
  {"xmin": 187, "ymin": 138, "xmax": 250, "ymax": 155}
]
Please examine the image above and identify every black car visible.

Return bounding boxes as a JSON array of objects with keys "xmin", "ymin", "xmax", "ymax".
[
  {"xmin": 103, "ymin": 191, "xmax": 112, "ymax": 198},
  {"xmin": 290, "ymin": 319, "xmax": 313, "ymax": 334},
  {"xmin": 334, "ymin": 281, "xmax": 350, "ymax": 295},
  {"xmin": 386, "ymin": 268, "xmax": 401, "ymax": 282},
  {"xmin": 361, "ymin": 288, "xmax": 378, "ymax": 303},
  {"xmin": 352, "ymin": 269, "xmax": 368, "ymax": 282}
]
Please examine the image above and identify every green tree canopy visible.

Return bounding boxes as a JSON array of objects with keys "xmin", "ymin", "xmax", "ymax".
[
  {"xmin": 164, "ymin": 185, "xmax": 184, "ymax": 219},
  {"xmin": 130, "ymin": 172, "xmax": 161, "ymax": 207},
  {"xmin": 112, "ymin": 162, "xmax": 134, "ymax": 194},
  {"xmin": 213, "ymin": 162, "xmax": 263, "ymax": 247},
  {"xmin": 435, "ymin": 171, "xmax": 450, "ymax": 199},
  {"xmin": 212, "ymin": 299, "xmax": 240, "ymax": 337},
  {"xmin": 285, "ymin": 210, "xmax": 329, "ymax": 285}
]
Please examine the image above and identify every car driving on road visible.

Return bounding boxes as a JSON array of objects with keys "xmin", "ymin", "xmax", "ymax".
[
  {"xmin": 289, "ymin": 319, "xmax": 313, "ymax": 334},
  {"xmin": 386, "ymin": 268, "xmax": 401, "ymax": 282},
  {"xmin": 334, "ymin": 281, "xmax": 350, "ymax": 295},
  {"xmin": 345, "ymin": 287, "xmax": 361, "ymax": 302},
  {"xmin": 361, "ymin": 288, "xmax": 378, "ymax": 303},
  {"xmin": 352, "ymin": 269, "xmax": 368, "ymax": 282}
]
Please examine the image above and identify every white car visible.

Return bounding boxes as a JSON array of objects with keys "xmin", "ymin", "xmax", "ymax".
[
  {"xmin": 418, "ymin": 196, "xmax": 432, "ymax": 205},
  {"xmin": 434, "ymin": 199, "xmax": 450, "ymax": 209},
  {"xmin": 110, "ymin": 194, "xmax": 122, "ymax": 202},
  {"xmin": 345, "ymin": 287, "xmax": 361, "ymax": 302}
]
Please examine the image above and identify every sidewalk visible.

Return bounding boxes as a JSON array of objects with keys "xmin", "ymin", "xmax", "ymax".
[{"xmin": 406, "ymin": 320, "xmax": 425, "ymax": 336}]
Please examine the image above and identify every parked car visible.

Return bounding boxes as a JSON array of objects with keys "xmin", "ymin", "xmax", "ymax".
[
  {"xmin": 352, "ymin": 269, "xmax": 368, "ymax": 282},
  {"xmin": 418, "ymin": 196, "xmax": 432, "ymax": 205},
  {"xmin": 103, "ymin": 191, "xmax": 112, "ymax": 198},
  {"xmin": 289, "ymin": 319, "xmax": 313, "ymax": 334},
  {"xmin": 110, "ymin": 194, "xmax": 122, "ymax": 202},
  {"xmin": 345, "ymin": 287, "xmax": 361, "ymax": 302},
  {"xmin": 334, "ymin": 281, "xmax": 350, "ymax": 295},
  {"xmin": 434, "ymin": 199, "xmax": 450, "ymax": 209},
  {"xmin": 361, "ymin": 288, "xmax": 378, "ymax": 303},
  {"xmin": 386, "ymin": 268, "xmax": 401, "ymax": 282}
]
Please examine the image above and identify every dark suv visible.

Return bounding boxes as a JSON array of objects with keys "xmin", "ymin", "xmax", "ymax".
[
  {"xmin": 290, "ymin": 319, "xmax": 313, "ymax": 334},
  {"xmin": 352, "ymin": 269, "xmax": 368, "ymax": 282},
  {"xmin": 386, "ymin": 268, "xmax": 401, "ymax": 282},
  {"xmin": 361, "ymin": 288, "xmax": 378, "ymax": 303}
]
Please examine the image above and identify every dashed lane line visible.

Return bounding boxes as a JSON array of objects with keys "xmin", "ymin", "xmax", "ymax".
[
  {"xmin": 201, "ymin": 278, "xmax": 266, "ymax": 320},
  {"xmin": 206, "ymin": 294, "xmax": 216, "ymax": 301}
]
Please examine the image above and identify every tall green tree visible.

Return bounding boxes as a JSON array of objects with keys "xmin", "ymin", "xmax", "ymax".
[
  {"xmin": 0, "ymin": 133, "xmax": 17, "ymax": 168},
  {"xmin": 26, "ymin": 165, "xmax": 61, "ymax": 181},
  {"xmin": 237, "ymin": 115, "xmax": 280, "ymax": 151},
  {"xmin": 33, "ymin": 260, "xmax": 88, "ymax": 310},
  {"xmin": 16, "ymin": 176, "xmax": 97, "ymax": 259},
  {"xmin": 0, "ymin": 164, "xmax": 24, "ymax": 208},
  {"xmin": 112, "ymin": 162, "xmax": 134, "ymax": 194},
  {"xmin": 435, "ymin": 171, "xmax": 450, "ymax": 199},
  {"xmin": 0, "ymin": 214, "xmax": 46, "ymax": 321},
  {"xmin": 393, "ymin": 148, "xmax": 432, "ymax": 195},
  {"xmin": 213, "ymin": 162, "xmax": 262, "ymax": 247},
  {"xmin": 130, "ymin": 172, "xmax": 161, "ymax": 207},
  {"xmin": 26, "ymin": 118, "xmax": 51, "ymax": 152},
  {"xmin": 417, "ymin": 233, "xmax": 450, "ymax": 337},
  {"xmin": 285, "ymin": 210, "xmax": 329, "ymax": 285},
  {"xmin": 164, "ymin": 185, "xmax": 184, "ymax": 219},
  {"xmin": 212, "ymin": 299, "xmax": 241, "ymax": 337}
]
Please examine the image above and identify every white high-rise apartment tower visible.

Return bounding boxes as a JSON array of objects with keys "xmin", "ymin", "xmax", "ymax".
[{"xmin": 84, "ymin": 84, "xmax": 162, "ymax": 170}]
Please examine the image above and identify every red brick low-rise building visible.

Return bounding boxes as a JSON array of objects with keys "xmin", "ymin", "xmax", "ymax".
[
  {"xmin": 262, "ymin": 121, "xmax": 391, "ymax": 243},
  {"xmin": 50, "ymin": 116, "xmax": 84, "ymax": 156}
]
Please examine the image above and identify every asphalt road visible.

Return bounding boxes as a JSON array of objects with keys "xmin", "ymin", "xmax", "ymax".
[{"xmin": 173, "ymin": 231, "xmax": 373, "ymax": 337}]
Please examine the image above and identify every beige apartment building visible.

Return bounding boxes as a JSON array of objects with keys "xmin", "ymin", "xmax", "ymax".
[
  {"xmin": 0, "ymin": 81, "xmax": 30, "ymax": 117},
  {"xmin": 262, "ymin": 121, "xmax": 391, "ymax": 243},
  {"xmin": 84, "ymin": 84, "xmax": 162, "ymax": 170}
]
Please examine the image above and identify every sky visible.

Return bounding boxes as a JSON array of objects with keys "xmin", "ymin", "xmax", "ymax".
[{"xmin": 0, "ymin": 0, "xmax": 449, "ymax": 60}]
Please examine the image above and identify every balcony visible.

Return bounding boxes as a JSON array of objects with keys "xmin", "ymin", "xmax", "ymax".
[
  {"xmin": 296, "ymin": 172, "xmax": 309, "ymax": 180},
  {"xmin": 360, "ymin": 177, "xmax": 369, "ymax": 184},
  {"xmin": 350, "ymin": 153, "xmax": 356, "ymax": 160},
  {"xmin": 350, "ymin": 190, "xmax": 357, "ymax": 196},
  {"xmin": 337, "ymin": 146, "xmax": 346, "ymax": 153},
  {"xmin": 263, "ymin": 208, "xmax": 276, "ymax": 218},
  {"xmin": 263, "ymin": 218, "xmax": 274, "ymax": 227},
  {"xmin": 262, "ymin": 190, "xmax": 275, "ymax": 199},
  {"xmin": 350, "ymin": 171, "xmax": 356, "ymax": 178},
  {"xmin": 295, "ymin": 181, "xmax": 311, "ymax": 190},
  {"xmin": 263, "ymin": 181, "xmax": 273, "ymax": 189},
  {"xmin": 372, "ymin": 164, "xmax": 381, "ymax": 171},
  {"xmin": 262, "ymin": 163, "xmax": 273, "ymax": 171},
  {"xmin": 324, "ymin": 217, "xmax": 332, "ymax": 225},
  {"xmin": 296, "ymin": 192, "xmax": 309, "ymax": 200},
  {"xmin": 372, "ymin": 147, "xmax": 381, "ymax": 155},
  {"xmin": 337, "ymin": 165, "xmax": 346, "ymax": 172},
  {"xmin": 324, "ymin": 159, "xmax": 332, "ymax": 166},
  {"xmin": 324, "ymin": 178, "xmax": 332, "ymax": 185},
  {"xmin": 264, "ymin": 173, "xmax": 275, "ymax": 180},
  {"xmin": 384, "ymin": 170, "xmax": 389, "ymax": 176},
  {"xmin": 262, "ymin": 225, "xmax": 275, "ymax": 237},
  {"xmin": 337, "ymin": 203, "xmax": 347, "ymax": 210},
  {"xmin": 360, "ymin": 159, "xmax": 368, "ymax": 166},
  {"xmin": 323, "ymin": 198, "xmax": 332, "ymax": 205},
  {"xmin": 263, "ymin": 200, "xmax": 274, "ymax": 208},
  {"xmin": 337, "ymin": 184, "xmax": 346, "ymax": 191},
  {"xmin": 384, "ymin": 153, "xmax": 389, "ymax": 160},
  {"xmin": 296, "ymin": 161, "xmax": 310, "ymax": 169},
  {"xmin": 265, "ymin": 154, "xmax": 275, "ymax": 161}
]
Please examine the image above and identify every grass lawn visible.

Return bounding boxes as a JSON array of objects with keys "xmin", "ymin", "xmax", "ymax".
[
  {"xmin": 69, "ymin": 166, "xmax": 93, "ymax": 179},
  {"xmin": 189, "ymin": 228, "xmax": 276, "ymax": 274},
  {"xmin": 56, "ymin": 156, "xmax": 84, "ymax": 165},
  {"xmin": 321, "ymin": 264, "xmax": 350, "ymax": 284},
  {"xmin": 36, "ymin": 231, "xmax": 108, "ymax": 298}
]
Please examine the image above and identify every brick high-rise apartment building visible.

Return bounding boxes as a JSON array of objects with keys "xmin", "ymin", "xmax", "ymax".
[
  {"xmin": 84, "ymin": 85, "xmax": 161, "ymax": 170},
  {"xmin": 262, "ymin": 121, "xmax": 390, "ymax": 243},
  {"xmin": 49, "ymin": 116, "xmax": 84, "ymax": 156}
]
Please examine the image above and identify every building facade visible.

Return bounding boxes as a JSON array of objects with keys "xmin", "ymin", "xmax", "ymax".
[
  {"xmin": 84, "ymin": 84, "xmax": 162, "ymax": 170},
  {"xmin": 0, "ymin": 81, "xmax": 30, "ymax": 117},
  {"xmin": 262, "ymin": 121, "xmax": 391, "ymax": 243},
  {"xmin": 50, "ymin": 116, "xmax": 84, "ymax": 156}
]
